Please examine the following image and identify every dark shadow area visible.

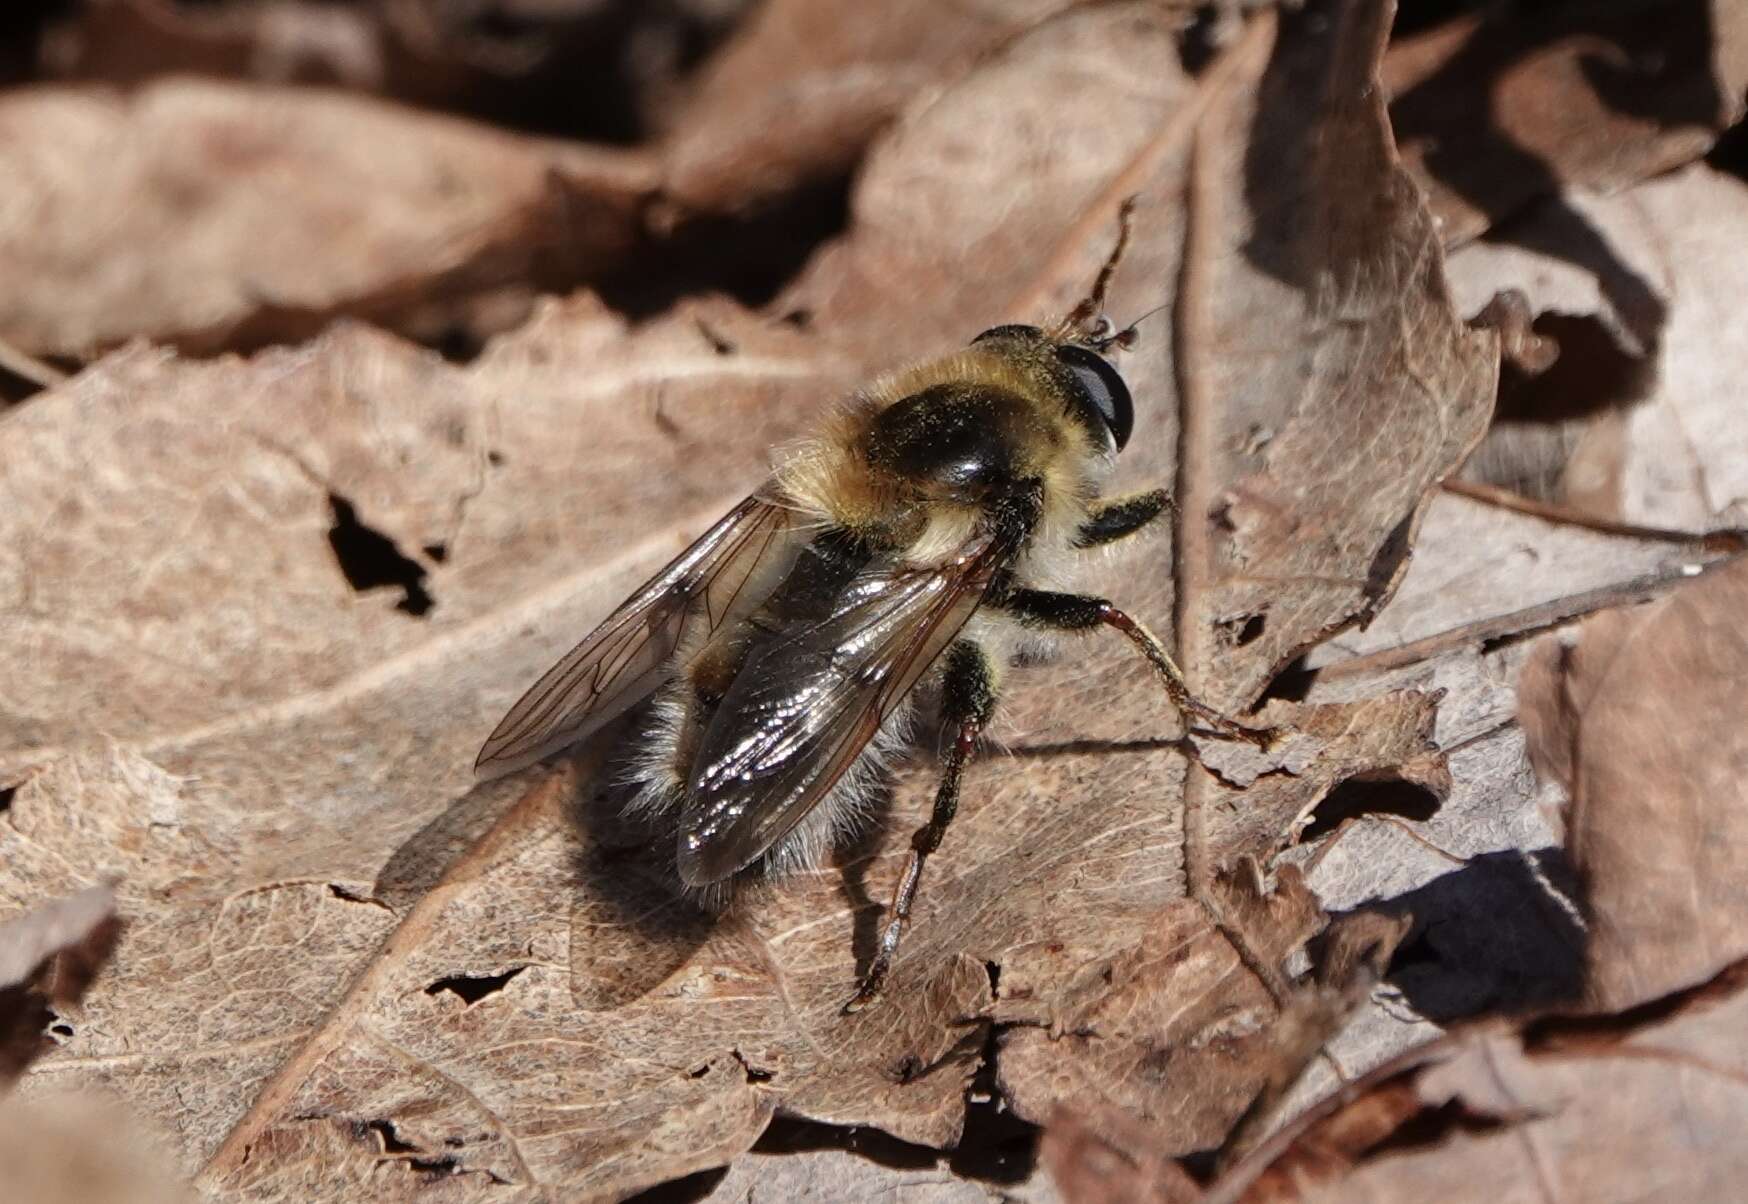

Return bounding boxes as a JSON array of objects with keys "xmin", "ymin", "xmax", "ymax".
[
  {"xmin": 325, "ymin": 494, "xmax": 434, "ymax": 617},
  {"xmin": 1492, "ymin": 311, "xmax": 1655, "ymax": 422},
  {"xmin": 1302, "ymin": 776, "xmax": 1443, "ymax": 842},
  {"xmin": 595, "ymin": 174, "xmax": 855, "ymax": 321},
  {"xmin": 0, "ymin": 0, "xmax": 69, "ymax": 85},
  {"xmin": 1361, "ymin": 847, "xmax": 1586, "ymax": 1022},
  {"xmin": 1461, "ymin": 309, "xmax": 1658, "ymax": 501},
  {"xmin": 1390, "ymin": 0, "xmax": 1493, "ymax": 39},
  {"xmin": 0, "ymin": 375, "xmax": 35, "ymax": 407},
  {"xmin": 562, "ymin": 723, "xmax": 719, "ymax": 1013},
  {"xmin": 33, "ymin": 0, "xmax": 744, "ymax": 146},
  {"xmin": 1708, "ymin": 110, "xmax": 1748, "ymax": 182},
  {"xmin": 951, "ymin": 1020, "xmax": 1041, "ymax": 1186},
  {"xmin": 371, "ymin": 771, "xmax": 537, "ymax": 911},
  {"xmin": 1258, "ymin": 653, "xmax": 1317, "ymax": 705},
  {"xmin": 1391, "ymin": 0, "xmax": 1728, "ymax": 352},
  {"xmin": 622, "ymin": 1165, "xmax": 730, "ymax": 1204},
  {"xmin": 835, "ymin": 814, "xmax": 894, "ymax": 991}
]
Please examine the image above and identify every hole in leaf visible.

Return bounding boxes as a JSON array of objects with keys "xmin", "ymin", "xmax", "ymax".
[
  {"xmin": 326, "ymin": 883, "xmax": 389, "ymax": 910},
  {"xmin": 1177, "ymin": 6, "xmax": 1224, "ymax": 73},
  {"xmin": 48, "ymin": 1021, "xmax": 73, "ymax": 1038},
  {"xmin": 1215, "ymin": 612, "xmax": 1266, "ymax": 648},
  {"xmin": 1302, "ymin": 776, "xmax": 1442, "ymax": 843},
  {"xmin": 423, "ymin": 966, "xmax": 527, "ymax": 1005},
  {"xmin": 0, "ymin": 784, "xmax": 15, "ymax": 814},
  {"xmin": 364, "ymin": 1119, "xmax": 419, "ymax": 1155},
  {"xmin": 410, "ymin": 1156, "xmax": 460, "ymax": 1177},
  {"xmin": 422, "ymin": 542, "xmax": 449, "ymax": 564},
  {"xmin": 729, "ymin": 1049, "xmax": 774, "ymax": 1083},
  {"xmin": 1260, "ymin": 654, "xmax": 1316, "ymax": 704},
  {"xmin": 326, "ymin": 494, "xmax": 434, "ymax": 617}
]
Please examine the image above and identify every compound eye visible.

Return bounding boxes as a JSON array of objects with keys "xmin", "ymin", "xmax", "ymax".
[
  {"xmin": 971, "ymin": 324, "xmax": 1043, "ymax": 344},
  {"xmin": 1055, "ymin": 343, "xmax": 1134, "ymax": 451}
]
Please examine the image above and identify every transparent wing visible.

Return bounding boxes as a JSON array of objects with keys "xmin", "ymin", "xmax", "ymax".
[
  {"xmin": 475, "ymin": 491, "xmax": 798, "ymax": 778},
  {"xmin": 677, "ymin": 537, "xmax": 1009, "ymax": 885}
]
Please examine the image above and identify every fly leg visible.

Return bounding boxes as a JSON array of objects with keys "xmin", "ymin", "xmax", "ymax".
[
  {"xmin": 995, "ymin": 589, "xmax": 1278, "ymax": 747},
  {"xmin": 843, "ymin": 640, "xmax": 996, "ymax": 1014},
  {"xmin": 1073, "ymin": 488, "xmax": 1173, "ymax": 548}
]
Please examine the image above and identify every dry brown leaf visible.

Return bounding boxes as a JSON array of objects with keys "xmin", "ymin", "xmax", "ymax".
[
  {"xmin": 3, "ymin": 0, "xmax": 1496, "ymax": 1196},
  {"xmin": 0, "ymin": 79, "xmax": 650, "ymax": 359},
  {"xmin": 1226, "ymin": 958, "xmax": 1748, "ymax": 1204},
  {"xmin": 1518, "ymin": 555, "xmax": 1748, "ymax": 1013},
  {"xmin": 1385, "ymin": 0, "xmax": 1748, "ymax": 248},
  {"xmin": 993, "ymin": 701, "xmax": 1443, "ymax": 1150},
  {"xmin": 42, "ymin": 0, "xmax": 751, "ymax": 140},
  {"xmin": 0, "ymin": 295, "xmax": 824, "ymax": 758},
  {"xmin": 0, "ymin": 885, "xmax": 120, "ymax": 1083},
  {"xmin": 1036, "ymin": 907, "xmax": 1408, "ymax": 1202},
  {"xmin": 660, "ymin": 0, "xmax": 1090, "ymax": 214}
]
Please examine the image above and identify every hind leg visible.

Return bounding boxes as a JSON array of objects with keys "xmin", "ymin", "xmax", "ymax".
[{"xmin": 843, "ymin": 639, "xmax": 997, "ymax": 1014}]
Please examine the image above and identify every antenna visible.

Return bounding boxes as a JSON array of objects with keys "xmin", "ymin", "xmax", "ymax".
[{"xmin": 1065, "ymin": 196, "xmax": 1140, "ymax": 338}]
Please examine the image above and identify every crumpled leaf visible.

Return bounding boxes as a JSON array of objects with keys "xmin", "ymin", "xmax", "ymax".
[
  {"xmin": 1386, "ymin": 0, "xmax": 1748, "ymax": 248},
  {"xmin": 0, "ymin": 885, "xmax": 120, "ymax": 1083},
  {"xmin": 1518, "ymin": 554, "xmax": 1748, "ymax": 1013},
  {"xmin": 660, "ymin": 0, "xmax": 1087, "ymax": 214},
  {"xmin": 1228, "ymin": 957, "xmax": 1748, "ymax": 1204},
  {"xmin": 3, "ymin": 0, "xmax": 1494, "ymax": 1197},
  {"xmin": 993, "ymin": 702, "xmax": 1443, "ymax": 1150},
  {"xmin": 1446, "ymin": 162, "xmax": 1748, "ymax": 534},
  {"xmin": 1038, "ymin": 907, "xmax": 1410, "ymax": 1201},
  {"xmin": 0, "ymin": 78, "xmax": 650, "ymax": 359}
]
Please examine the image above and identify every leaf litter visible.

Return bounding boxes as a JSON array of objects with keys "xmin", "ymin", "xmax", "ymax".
[{"xmin": 1, "ymin": 0, "xmax": 1746, "ymax": 1200}]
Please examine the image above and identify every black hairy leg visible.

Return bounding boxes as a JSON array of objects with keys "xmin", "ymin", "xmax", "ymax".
[
  {"xmin": 1074, "ymin": 487, "xmax": 1172, "ymax": 548},
  {"xmin": 843, "ymin": 639, "xmax": 996, "ymax": 1014},
  {"xmin": 995, "ymin": 587, "xmax": 1278, "ymax": 747}
]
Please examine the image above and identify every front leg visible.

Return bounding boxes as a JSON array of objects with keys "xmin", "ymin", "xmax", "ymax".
[
  {"xmin": 996, "ymin": 587, "xmax": 1277, "ymax": 747},
  {"xmin": 843, "ymin": 639, "xmax": 997, "ymax": 1014},
  {"xmin": 1075, "ymin": 488, "xmax": 1173, "ymax": 548}
]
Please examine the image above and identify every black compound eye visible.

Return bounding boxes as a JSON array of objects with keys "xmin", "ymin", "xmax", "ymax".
[
  {"xmin": 1055, "ymin": 343, "xmax": 1134, "ymax": 451},
  {"xmin": 971, "ymin": 324, "xmax": 1043, "ymax": 344}
]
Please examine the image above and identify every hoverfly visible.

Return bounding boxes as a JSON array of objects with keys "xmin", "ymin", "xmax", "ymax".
[{"xmin": 476, "ymin": 205, "xmax": 1273, "ymax": 1012}]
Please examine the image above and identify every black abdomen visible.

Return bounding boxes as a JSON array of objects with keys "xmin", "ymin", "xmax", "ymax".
[{"xmin": 863, "ymin": 383, "xmax": 1043, "ymax": 501}]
